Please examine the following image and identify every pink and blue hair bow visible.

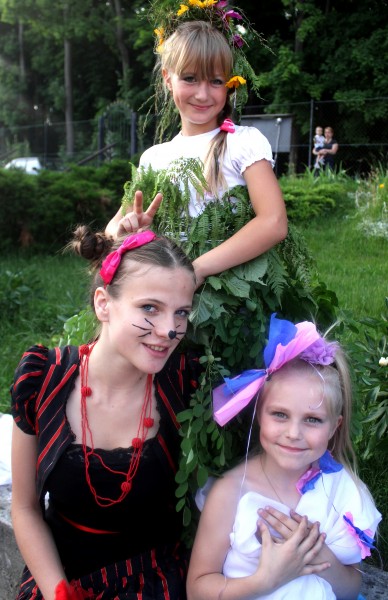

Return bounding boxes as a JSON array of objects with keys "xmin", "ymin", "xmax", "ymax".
[{"xmin": 213, "ymin": 313, "xmax": 338, "ymax": 426}]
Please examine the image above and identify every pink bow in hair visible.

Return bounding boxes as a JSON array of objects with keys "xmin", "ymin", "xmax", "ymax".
[
  {"xmin": 213, "ymin": 313, "xmax": 338, "ymax": 426},
  {"xmin": 220, "ymin": 118, "xmax": 235, "ymax": 133},
  {"xmin": 100, "ymin": 230, "xmax": 157, "ymax": 286}
]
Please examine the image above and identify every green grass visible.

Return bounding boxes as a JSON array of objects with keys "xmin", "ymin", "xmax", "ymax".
[
  {"xmin": 300, "ymin": 216, "xmax": 388, "ymax": 318},
  {"xmin": 301, "ymin": 216, "xmax": 387, "ymax": 319},
  {"xmin": 0, "ymin": 253, "xmax": 89, "ymax": 412}
]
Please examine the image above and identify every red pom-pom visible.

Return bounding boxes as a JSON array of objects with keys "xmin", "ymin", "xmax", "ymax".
[
  {"xmin": 121, "ymin": 481, "xmax": 132, "ymax": 493},
  {"xmin": 79, "ymin": 345, "xmax": 90, "ymax": 356},
  {"xmin": 55, "ymin": 580, "xmax": 69, "ymax": 600},
  {"xmin": 55, "ymin": 580, "xmax": 83, "ymax": 600},
  {"xmin": 81, "ymin": 386, "xmax": 92, "ymax": 397},
  {"xmin": 132, "ymin": 437, "xmax": 142, "ymax": 449},
  {"xmin": 144, "ymin": 417, "xmax": 154, "ymax": 428}
]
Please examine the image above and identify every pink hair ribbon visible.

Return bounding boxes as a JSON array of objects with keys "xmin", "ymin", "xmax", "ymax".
[
  {"xmin": 220, "ymin": 118, "xmax": 235, "ymax": 133},
  {"xmin": 100, "ymin": 230, "xmax": 157, "ymax": 286},
  {"xmin": 213, "ymin": 313, "xmax": 338, "ymax": 426}
]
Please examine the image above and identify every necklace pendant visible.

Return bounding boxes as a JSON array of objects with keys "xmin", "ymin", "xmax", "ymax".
[
  {"xmin": 121, "ymin": 481, "xmax": 132, "ymax": 493},
  {"xmin": 132, "ymin": 437, "xmax": 142, "ymax": 449}
]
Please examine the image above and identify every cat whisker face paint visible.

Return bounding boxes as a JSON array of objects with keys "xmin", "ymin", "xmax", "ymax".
[
  {"xmin": 132, "ymin": 319, "xmax": 154, "ymax": 338},
  {"xmin": 132, "ymin": 320, "xmax": 186, "ymax": 340}
]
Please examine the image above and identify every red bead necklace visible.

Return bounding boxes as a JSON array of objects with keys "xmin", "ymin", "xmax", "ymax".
[{"xmin": 79, "ymin": 343, "xmax": 154, "ymax": 507}]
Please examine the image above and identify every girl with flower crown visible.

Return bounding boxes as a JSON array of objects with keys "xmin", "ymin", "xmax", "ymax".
[
  {"xmin": 187, "ymin": 314, "xmax": 381, "ymax": 600},
  {"xmin": 106, "ymin": 3, "xmax": 287, "ymax": 288}
]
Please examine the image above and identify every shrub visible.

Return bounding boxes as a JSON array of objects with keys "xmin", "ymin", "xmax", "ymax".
[
  {"xmin": 0, "ymin": 170, "xmax": 39, "ymax": 250},
  {"xmin": 346, "ymin": 301, "xmax": 388, "ymax": 458},
  {"xmin": 280, "ymin": 170, "xmax": 356, "ymax": 221},
  {"xmin": 0, "ymin": 160, "xmax": 131, "ymax": 252}
]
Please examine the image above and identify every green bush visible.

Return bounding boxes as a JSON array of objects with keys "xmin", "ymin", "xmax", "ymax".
[
  {"xmin": 0, "ymin": 169, "xmax": 39, "ymax": 250},
  {"xmin": 0, "ymin": 160, "xmax": 131, "ymax": 252},
  {"xmin": 346, "ymin": 302, "xmax": 388, "ymax": 458},
  {"xmin": 280, "ymin": 170, "xmax": 356, "ymax": 221}
]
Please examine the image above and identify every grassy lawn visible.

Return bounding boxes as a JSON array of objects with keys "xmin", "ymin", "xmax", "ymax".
[
  {"xmin": 301, "ymin": 216, "xmax": 387, "ymax": 319},
  {"xmin": 0, "ymin": 253, "xmax": 89, "ymax": 412}
]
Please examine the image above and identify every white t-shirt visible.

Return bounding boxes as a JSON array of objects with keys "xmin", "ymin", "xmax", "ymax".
[
  {"xmin": 139, "ymin": 125, "xmax": 274, "ymax": 217},
  {"xmin": 222, "ymin": 468, "xmax": 381, "ymax": 599}
]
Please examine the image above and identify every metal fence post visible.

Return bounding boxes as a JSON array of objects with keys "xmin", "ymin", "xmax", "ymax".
[{"xmin": 308, "ymin": 99, "xmax": 314, "ymax": 169}]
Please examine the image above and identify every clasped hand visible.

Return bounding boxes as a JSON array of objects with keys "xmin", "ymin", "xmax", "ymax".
[{"xmin": 254, "ymin": 506, "xmax": 330, "ymax": 589}]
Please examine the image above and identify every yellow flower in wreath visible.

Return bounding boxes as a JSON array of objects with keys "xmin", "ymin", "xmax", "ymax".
[
  {"xmin": 189, "ymin": 0, "xmax": 217, "ymax": 8},
  {"xmin": 177, "ymin": 4, "xmax": 189, "ymax": 15},
  {"xmin": 225, "ymin": 75, "xmax": 247, "ymax": 89},
  {"xmin": 154, "ymin": 27, "xmax": 165, "ymax": 53}
]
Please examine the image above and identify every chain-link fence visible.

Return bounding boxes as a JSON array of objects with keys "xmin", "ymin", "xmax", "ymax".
[
  {"xmin": 0, "ymin": 101, "xmax": 137, "ymax": 170},
  {"xmin": 1, "ymin": 97, "xmax": 387, "ymax": 176}
]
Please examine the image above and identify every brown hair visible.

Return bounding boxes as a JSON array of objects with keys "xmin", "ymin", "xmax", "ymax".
[{"xmin": 69, "ymin": 225, "xmax": 196, "ymax": 310}]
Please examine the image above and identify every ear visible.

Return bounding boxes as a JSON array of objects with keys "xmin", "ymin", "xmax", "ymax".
[
  {"xmin": 162, "ymin": 68, "xmax": 172, "ymax": 91},
  {"xmin": 94, "ymin": 287, "xmax": 110, "ymax": 322},
  {"xmin": 330, "ymin": 414, "xmax": 343, "ymax": 438}
]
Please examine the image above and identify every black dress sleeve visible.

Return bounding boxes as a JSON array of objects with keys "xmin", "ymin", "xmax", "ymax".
[{"xmin": 10, "ymin": 345, "xmax": 50, "ymax": 435}]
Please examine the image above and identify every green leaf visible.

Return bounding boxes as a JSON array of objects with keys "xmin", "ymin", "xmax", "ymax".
[
  {"xmin": 176, "ymin": 409, "xmax": 193, "ymax": 423},
  {"xmin": 197, "ymin": 466, "xmax": 209, "ymax": 488},
  {"xmin": 175, "ymin": 470, "xmax": 188, "ymax": 484},
  {"xmin": 232, "ymin": 255, "xmax": 268, "ymax": 282},
  {"xmin": 175, "ymin": 482, "xmax": 188, "ymax": 498},
  {"xmin": 223, "ymin": 275, "xmax": 251, "ymax": 299},
  {"xmin": 183, "ymin": 506, "xmax": 192, "ymax": 527},
  {"xmin": 207, "ymin": 276, "xmax": 222, "ymax": 290},
  {"xmin": 176, "ymin": 498, "xmax": 186, "ymax": 512},
  {"xmin": 186, "ymin": 449, "xmax": 195, "ymax": 465}
]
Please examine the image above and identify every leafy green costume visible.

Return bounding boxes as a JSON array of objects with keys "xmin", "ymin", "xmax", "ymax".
[{"xmin": 119, "ymin": 159, "xmax": 337, "ymax": 533}]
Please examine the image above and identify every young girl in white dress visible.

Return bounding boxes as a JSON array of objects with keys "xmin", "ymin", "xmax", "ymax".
[
  {"xmin": 187, "ymin": 314, "xmax": 381, "ymax": 600},
  {"xmin": 106, "ymin": 4, "xmax": 287, "ymax": 288}
]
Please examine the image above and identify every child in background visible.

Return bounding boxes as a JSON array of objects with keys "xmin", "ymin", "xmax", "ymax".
[
  {"xmin": 107, "ymin": 2, "xmax": 287, "ymax": 288},
  {"xmin": 187, "ymin": 314, "xmax": 381, "ymax": 600},
  {"xmin": 313, "ymin": 125, "xmax": 325, "ymax": 170}
]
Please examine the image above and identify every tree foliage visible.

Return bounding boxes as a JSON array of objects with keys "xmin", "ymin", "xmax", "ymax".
[{"xmin": 0, "ymin": 0, "xmax": 387, "ymax": 150}]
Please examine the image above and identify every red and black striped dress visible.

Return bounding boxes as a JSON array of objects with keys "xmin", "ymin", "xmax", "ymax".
[{"xmin": 11, "ymin": 345, "xmax": 201, "ymax": 600}]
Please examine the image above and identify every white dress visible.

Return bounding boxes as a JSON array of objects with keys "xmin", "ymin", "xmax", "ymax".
[
  {"xmin": 139, "ymin": 125, "xmax": 274, "ymax": 217},
  {"xmin": 222, "ymin": 464, "xmax": 381, "ymax": 599}
]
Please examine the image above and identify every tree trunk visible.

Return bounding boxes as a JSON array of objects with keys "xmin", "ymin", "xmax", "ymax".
[
  {"xmin": 64, "ymin": 37, "xmax": 74, "ymax": 157},
  {"xmin": 113, "ymin": 0, "xmax": 130, "ymax": 96},
  {"xmin": 18, "ymin": 20, "xmax": 26, "ymax": 82}
]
